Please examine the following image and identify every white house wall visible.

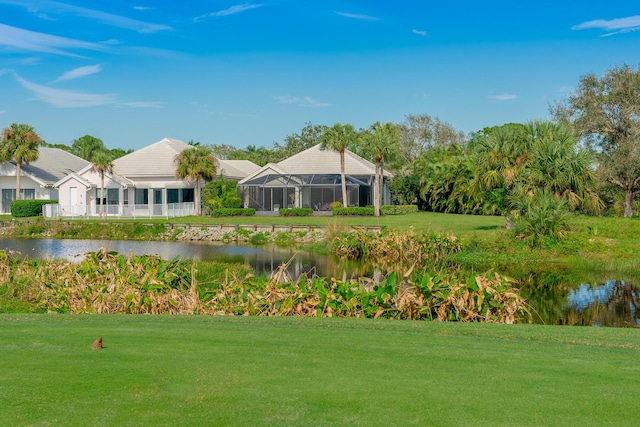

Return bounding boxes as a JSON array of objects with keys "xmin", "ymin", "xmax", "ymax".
[{"xmin": 0, "ymin": 175, "xmax": 55, "ymax": 213}]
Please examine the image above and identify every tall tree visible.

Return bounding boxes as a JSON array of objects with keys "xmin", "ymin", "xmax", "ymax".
[
  {"xmin": 320, "ymin": 123, "xmax": 358, "ymax": 207},
  {"xmin": 395, "ymin": 114, "xmax": 466, "ymax": 170},
  {"xmin": 90, "ymin": 150, "xmax": 115, "ymax": 216},
  {"xmin": 174, "ymin": 146, "xmax": 217, "ymax": 216},
  {"xmin": 0, "ymin": 123, "xmax": 43, "ymax": 201},
  {"xmin": 553, "ymin": 63, "xmax": 640, "ymax": 217},
  {"xmin": 272, "ymin": 122, "xmax": 328, "ymax": 161},
  {"xmin": 72, "ymin": 135, "xmax": 106, "ymax": 161},
  {"xmin": 363, "ymin": 122, "xmax": 399, "ymax": 216}
]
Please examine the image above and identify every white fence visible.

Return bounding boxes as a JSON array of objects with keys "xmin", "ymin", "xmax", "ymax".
[{"xmin": 45, "ymin": 203, "xmax": 195, "ymax": 219}]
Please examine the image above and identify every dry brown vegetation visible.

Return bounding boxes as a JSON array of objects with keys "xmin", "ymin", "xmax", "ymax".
[{"xmin": 0, "ymin": 247, "xmax": 526, "ymax": 323}]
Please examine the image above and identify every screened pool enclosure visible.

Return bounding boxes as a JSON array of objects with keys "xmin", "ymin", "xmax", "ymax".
[{"xmin": 239, "ymin": 173, "xmax": 371, "ymax": 211}]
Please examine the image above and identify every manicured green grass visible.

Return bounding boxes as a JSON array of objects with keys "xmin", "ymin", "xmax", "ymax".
[
  {"xmin": 36, "ymin": 211, "xmax": 502, "ymax": 236},
  {"xmin": 1, "ymin": 314, "xmax": 638, "ymax": 426},
  {"xmin": 169, "ymin": 211, "xmax": 505, "ymax": 235}
]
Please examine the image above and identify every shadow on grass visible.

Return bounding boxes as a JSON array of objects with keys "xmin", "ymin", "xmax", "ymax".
[{"xmin": 474, "ymin": 225, "xmax": 499, "ymax": 230}]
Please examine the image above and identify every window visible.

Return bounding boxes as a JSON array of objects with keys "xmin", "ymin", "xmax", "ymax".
[
  {"xmin": 134, "ymin": 189, "xmax": 148, "ymax": 205},
  {"xmin": 95, "ymin": 188, "xmax": 119, "ymax": 205},
  {"xmin": 166, "ymin": 188, "xmax": 194, "ymax": 204},
  {"xmin": 123, "ymin": 189, "xmax": 128, "ymax": 205}
]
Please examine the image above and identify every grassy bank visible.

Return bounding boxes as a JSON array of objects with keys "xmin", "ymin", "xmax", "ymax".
[{"xmin": 1, "ymin": 314, "xmax": 638, "ymax": 426}]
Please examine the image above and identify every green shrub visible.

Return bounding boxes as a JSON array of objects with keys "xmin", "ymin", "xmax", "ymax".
[
  {"xmin": 513, "ymin": 194, "xmax": 570, "ymax": 246},
  {"xmin": 250, "ymin": 232, "xmax": 269, "ymax": 245},
  {"xmin": 224, "ymin": 196, "xmax": 243, "ymax": 209},
  {"xmin": 10, "ymin": 200, "xmax": 58, "ymax": 217},
  {"xmin": 211, "ymin": 208, "xmax": 255, "ymax": 217},
  {"xmin": 332, "ymin": 207, "xmax": 375, "ymax": 216},
  {"xmin": 202, "ymin": 179, "xmax": 242, "ymax": 213},
  {"xmin": 380, "ymin": 204, "xmax": 418, "ymax": 215},
  {"xmin": 279, "ymin": 208, "xmax": 314, "ymax": 217}
]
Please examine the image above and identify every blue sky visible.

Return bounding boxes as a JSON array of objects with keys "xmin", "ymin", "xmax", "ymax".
[{"xmin": 1, "ymin": 1, "xmax": 639, "ymax": 151}]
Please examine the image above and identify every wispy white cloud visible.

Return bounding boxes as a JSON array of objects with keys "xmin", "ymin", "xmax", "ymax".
[
  {"xmin": 0, "ymin": 23, "xmax": 108, "ymax": 56},
  {"xmin": 274, "ymin": 95, "xmax": 330, "ymax": 107},
  {"xmin": 133, "ymin": 6, "xmax": 153, "ymax": 11},
  {"xmin": 15, "ymin": 74, "xmax": 118, "ymax": 108},
  {"xmin": 489, "ymin": 93, "xmax": 517, "ymax": 101},
  {"xmin": 0, "ymin": 110, "xmax": 6, "ymax": 115},
  {"xmin": 27, "ymin": 6, "xmax": 53, "ymax": 20},
  {"xmin": 572, "ymin": 15, "xmax": 640, "ymax": 36},
  {"xmin": 52, "ymin": 64, "xmax": 102, "ymax": 83},
  {"xmin": 194, "ymin": 3, "xmax": 263, "ymax": 22},
  {"xmin": 334, "ymin": 11, "xmax": 379, "ymax": 21},
  {"xmin": 2, "ymin": 0, "xmax": 171, "ymax": 33},
  {"xmin": 412, "ymin": 29, "xmax": 427, "ymax": 36},
  {"xmin": 123, "ymin": 101, "xmax": 165, "ymax": 108}
]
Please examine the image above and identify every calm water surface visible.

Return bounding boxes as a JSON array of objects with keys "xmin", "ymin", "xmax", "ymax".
[{"xmin": 0, "ymin": 237, "xmax": 364, "ymax": 280}]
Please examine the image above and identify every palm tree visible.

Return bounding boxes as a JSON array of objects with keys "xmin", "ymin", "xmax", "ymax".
[
  {"xmin": 471, "ymin": 123, "xmax": 531, "ymax": 228},
  {"xmin": 90, "ymin": 150, "xmax": 115, "ymax": 216},
  {"xmin": 363, "ymin": 122, "xmax": 399, "ymax": 216},
  {"xmin": 522, "ymin": 120, "xmax": 601, "ymax": 213},
  {"xmin": 0, "ymin": 123, "xmax": 43, "ymax": 201},
  {"xmin": 320, "ymin": 123, "xmax": 358, "ymax": 207},
  {"xmin": 174, "ymin": 146, "xmax": 217, "ymax": 216}
]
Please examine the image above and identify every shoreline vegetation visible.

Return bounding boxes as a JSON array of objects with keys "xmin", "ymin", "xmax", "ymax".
[{"xmin": 1, "ymin": 212, "xmax": 640, "ymax": 323}]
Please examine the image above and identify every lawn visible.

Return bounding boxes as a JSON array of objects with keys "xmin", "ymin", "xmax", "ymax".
[
  {"xmin": 169, "ymin": 211, "xmax": 505, "ymax": 235},
  {"xmin": 1, "ymin": 314, "xmax": 638, "ymax": 426}
]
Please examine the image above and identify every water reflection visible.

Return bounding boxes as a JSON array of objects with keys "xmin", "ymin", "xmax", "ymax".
[
  {"xmin": 0, "ymin": 237, "xmax": 371, "ymax": 281},
  {"xmin": 566, "ymin": 280, "xmax": 640, "ymax": 327}
]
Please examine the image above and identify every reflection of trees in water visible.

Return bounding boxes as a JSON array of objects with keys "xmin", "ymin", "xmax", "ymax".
[
  {"xmin": 518, "ymin": 276, "xmax": 640, "ymax": 327},
  {"xmin": 566, "ymin": 280, "xmax": 640, "ymax": 327}
]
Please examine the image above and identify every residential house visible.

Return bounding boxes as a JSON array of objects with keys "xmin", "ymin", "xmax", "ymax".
[
  {"xmin": 0, "ymin": 147, "xmax": 89, "ymax": 214},
  {"xmin": 238, "ymin": 144, "xmax": 392, "ymax": 212},
  {"xmin": 54, "ymin": 138, "xmax": 260, "ymax": 218}
]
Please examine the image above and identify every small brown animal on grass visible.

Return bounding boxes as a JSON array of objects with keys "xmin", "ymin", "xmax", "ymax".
[{"xmin": 91, "ymin": 337, "xmax": 103, "ymax": 350}]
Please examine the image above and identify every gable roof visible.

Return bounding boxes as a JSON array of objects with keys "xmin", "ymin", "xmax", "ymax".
[
  {"xmin": 217, "ymin": 159, "xmax": 261, "ymax": 180},
  {"xmin": 275, "ymin": 144, "xmax": 392, "ymax": 177},
  {"xmin": 18, "ymin": 147, "xmax": 90, "ymax": 186},
  {"xmin": 113, "ymin": 137, "xmax": 190, "ymax": 177},
  {"xmin": 238, "ymin": 163, "xmax": 287, "ymax": 185}
]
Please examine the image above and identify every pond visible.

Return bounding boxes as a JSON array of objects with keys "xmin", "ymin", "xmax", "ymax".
[
  {"xmin": 1, "ymin": 237, "xmax": 638, "ymax": 327},
  {"xmin": 0, "ymin": 237, "xmax": 368, "ymax": 281}
]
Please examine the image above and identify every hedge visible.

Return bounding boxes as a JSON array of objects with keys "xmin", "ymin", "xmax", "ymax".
[
  {"xmin": 332, "ymin": 207, "xmax": 375, "ymax": 216},
  {"xmin": 211, "ymin": 208, "xmax": 256, "ymax": 217},
  {"xmin": 380, "ymin": 204, "xmax": 419, "ymax": 215},
  {"xmin": 279, "ymin": 208, "xmax": 314, "ymax": 217},
  {"xmin": 10, "ymin": 200, "xmax": 58, "ymax": 217}
]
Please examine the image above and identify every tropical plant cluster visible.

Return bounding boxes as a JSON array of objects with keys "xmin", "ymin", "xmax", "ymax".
[
  {"xmin": 201, "ymin": 178, "xmax": 242, "ymax": 214},
  {"xmin": 330, "ymin": 229, "xmax": 461, "ymax": 268},
  {"xmin": 0, "ymin": 249, "xmax": 525, "ymax": 323},
  {"xmin": 203, "ymin": 270, "xmax": 525, "ymax": 323}
]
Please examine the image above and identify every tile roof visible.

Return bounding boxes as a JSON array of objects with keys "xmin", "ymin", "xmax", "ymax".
[
  {"xmin": 19, "ymin": 147, "xmax": 90, "ymax": 186},
  {"xmin": 218, "ymin": 159, "xmax": 261, "ymax": 180},
  {"xmin": 275, "ymin": 144, "xmax": 392, "ymax": 177},
  {"xmin": 113, "ymin": 137, "xmax": 190, "ymax": 177}
]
